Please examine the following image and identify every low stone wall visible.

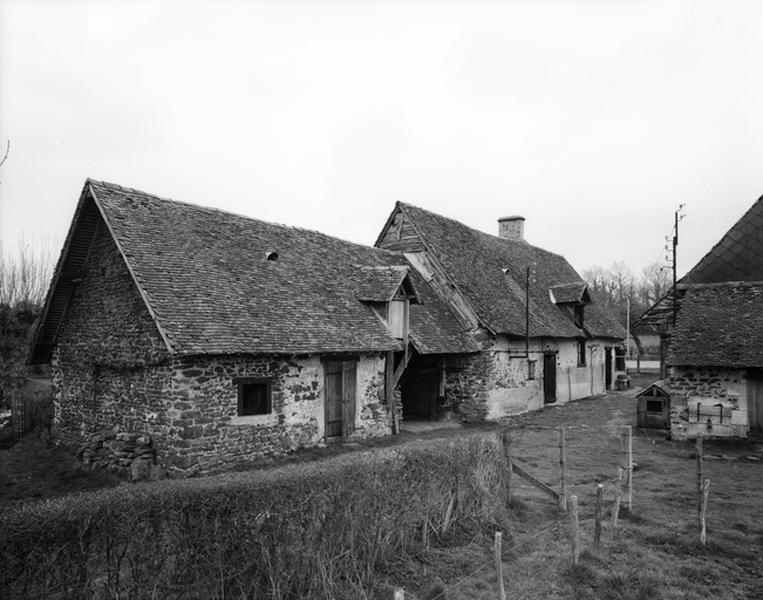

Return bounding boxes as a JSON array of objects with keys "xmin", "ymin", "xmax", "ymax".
[{"xmin": 76, "ymin": 429, "xmax": 165, "ymax": 481}]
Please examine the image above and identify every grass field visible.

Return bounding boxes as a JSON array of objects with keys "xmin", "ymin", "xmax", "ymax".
[
  {"xmin": 2, "ymin": 376, "xmax": 761, "ymax": 599},
  {"xmin": 400, "ymin": 384, "xmax": 763, "ymax": 600}
]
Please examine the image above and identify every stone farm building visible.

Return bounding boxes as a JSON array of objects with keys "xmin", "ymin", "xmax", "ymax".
[
  {"xmin": 30, "ymin": 180, "xmax": 624, "ymax": 476},
  {"xmin": 638, "ymin": 194, "xmax": 763, "ymax": 440},
  {"xmin": 376, "ymin": 202, "xmax": 625, "ymax": 420}
]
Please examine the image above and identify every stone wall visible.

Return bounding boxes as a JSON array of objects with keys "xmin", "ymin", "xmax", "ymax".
[
  {"xmin": 51, "ymin": 218, "xmax": 172, "ymax": 447},
  {"xmin": 444, "ymin": 352, "xmax": 491, "ymax": 421},
  {"xmin": 443, "ymin": 335, "xmax": 614, "ymax": 422},
  {"xmin": 669, "ymin": 366, "xmax": 749, "ymax": 440},
  {"xmin": 163, "ymin": 353, "xmax": 390, "ymax": 475},
  {"xmin": 76, "ymin": 429, "xmax": 165, "ymax": 481}
]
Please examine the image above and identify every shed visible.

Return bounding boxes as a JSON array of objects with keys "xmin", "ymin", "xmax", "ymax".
[{"xmin": 636, "ymin": 380, "xmax": 671, "ymax": 430}]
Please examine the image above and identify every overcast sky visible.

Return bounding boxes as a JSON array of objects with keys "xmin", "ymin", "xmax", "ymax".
[{"xmin": 1, "ymin": 0, "xmax": 761, "ymax": 280}]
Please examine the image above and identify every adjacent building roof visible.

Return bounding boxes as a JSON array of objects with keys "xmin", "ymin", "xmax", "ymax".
[
  {"xmin": 636, "ymin": 194, "xmax": 763, "ymax": 331},
  {"xmin": 380, "ymin": 202, "xmax": 625, "ymax": 339},
  {"xmin": 31, "ymin": 180, "xmax": 477, "ymax": 361},
  {"xmin": 682, "ymin": 195, "xmax": 763, "ymax": 284},
  {"xmin": 668, "ymin": 283, "xmax": 763, "ymax": 368}
]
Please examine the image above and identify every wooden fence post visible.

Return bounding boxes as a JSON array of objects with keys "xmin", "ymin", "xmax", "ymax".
[
  {"xmin": 569, "ymin": 495, "xmax": 579, "ymax": 566},
  {"xmin": 593, "ymin": 483, "xmax": 604, "ymax": 548},
  {"xmin": 503, "ymin": 429, "xmax": 513, "ymax": 506},
  {"xmin": 611, "ymin": 467, "xmax": 624, "ymax": 533},
  {"xmin": 621, "ymin": 425, "xmax": 633, "ymax": 510},
  {"xmin": 696, "ymin": 436, "xmax": 703, "ymax": 531},
  {"xmin": 700, "ymin": 478, "xmax": 710, "ymax": 545},
  {"xmin": 558, "ymin": 426, "xmax": 567, "ymax": 511},
  {"xmin": 494, "ymin": 531, "xmax": 507, "ymax": 600}
]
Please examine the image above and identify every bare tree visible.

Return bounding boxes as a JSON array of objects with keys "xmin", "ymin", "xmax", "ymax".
[{"xmin": 0, "ymin": 236, "xmax": 55, "ymax": 308}]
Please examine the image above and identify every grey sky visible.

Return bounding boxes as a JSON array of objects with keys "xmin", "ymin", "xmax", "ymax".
[{"xmin": 1, "ymin": 0, "xmax": 761, "ymax": 279}]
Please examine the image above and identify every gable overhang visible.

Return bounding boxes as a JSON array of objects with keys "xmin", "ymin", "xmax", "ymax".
[
  {"xmin": 28, "ymin": 180, "xmax": 175, "ymax": 364},
  {"xmin": 394, "ymin": 204, "xmax": 490, "ymax": 334},
  {"xmin": 374, "ymin": 201, "xmax": 404, "ymax": 248}
]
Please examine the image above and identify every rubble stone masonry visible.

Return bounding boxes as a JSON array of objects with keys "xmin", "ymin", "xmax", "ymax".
[
  {"xmin": 669, "ymin": 366, "xmax": 749, "ymax": 440},
  {"xmin": 51, "ymin": 220, "xmax": 391, "ymax": 477}
]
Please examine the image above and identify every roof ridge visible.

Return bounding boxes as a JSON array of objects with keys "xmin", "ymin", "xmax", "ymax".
[
  {"xmin": 87, "ymin": 178, "xmax": 403, "ymax": 258},
  {"xmin": 398, "ymin": 200, "xmax": 566, "ymax": 260},
  {"xmin": 679, "ymin": 280, "xmax": 763, "ymax": 290}
]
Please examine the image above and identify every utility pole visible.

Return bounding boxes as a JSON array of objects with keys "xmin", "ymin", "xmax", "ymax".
[
  {"xmin": 671, "ymin": 205, "xmax": 685, "ymax": 328},
  {"xmin": 626, "ymin": 297, "xmax": 630, "ymax": 358},
  {"xmin": 660, "ymin": 204, "xmax": 685, "ymax": 379}
]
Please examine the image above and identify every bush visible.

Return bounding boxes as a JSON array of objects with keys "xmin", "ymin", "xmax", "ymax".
[
  {"xmin": 0, "ymin": 432, "xmax": 508, "ymax": 599},
  {"xmin": 0, "ymin": 303, "xmax": 42, "ymax": 411}
]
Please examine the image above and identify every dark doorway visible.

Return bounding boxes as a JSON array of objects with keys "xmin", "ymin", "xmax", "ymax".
[
  {"xmin": 748, "ymin": 374, "xmax": 763, "ymax": 435},
  {"xmin": 605, "ymin": 347, "xmax": 613, "ymax": 390},
  {"xmin": 400, "ymin": 355, "xmax": 443, "ymax": 420},
  {"xmin": 543, "ymin": 353, "xmax": 557, "ymax": 404},
  {"xmin": 324, "ymin": 360, "xmax": 357, "ymax": 439}
]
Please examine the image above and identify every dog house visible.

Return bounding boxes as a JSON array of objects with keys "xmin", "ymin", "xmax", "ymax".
[{"xmin": 636, "ymin": 380, "xmax": 671, "ymax": 430}]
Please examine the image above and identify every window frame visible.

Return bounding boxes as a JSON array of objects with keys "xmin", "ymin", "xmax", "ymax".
[
  {"xmin": 577, "ymin": 340, "xmax": 587, "ymax": 367},
  {"xmin": 235, "ymin": 377, "xmax": 272, "ymax": 416}
]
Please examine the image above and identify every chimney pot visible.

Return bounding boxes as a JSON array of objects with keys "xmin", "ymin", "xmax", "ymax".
[{"xmin": 498, "ymin": 216, "xmax": 525, "ymax": 241}]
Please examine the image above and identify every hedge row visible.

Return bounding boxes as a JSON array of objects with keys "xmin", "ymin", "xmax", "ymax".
[{"xmin": 1, "ymin": 432, "xmax": 508, "ymax": 599}]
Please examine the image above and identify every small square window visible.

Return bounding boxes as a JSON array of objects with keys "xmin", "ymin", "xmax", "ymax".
[
  {"xmin": 646, "ymin": 399, "xmax": 663, "ymax": 413},
  {"xmin": 528, "ymin": 360, "xmax": 536, "ymax": 380},
  {"xmin": 577, "ymin": 340, "xmax": 587, "ymax": 367},
  {"xmin": 236, "ymin": 379, "xmax": 271, "ymax": 416}
]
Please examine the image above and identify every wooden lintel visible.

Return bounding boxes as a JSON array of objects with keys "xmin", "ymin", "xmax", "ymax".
[{"xmin": 512, "ymin": 462, "xmax": 560, "ymax": 501}]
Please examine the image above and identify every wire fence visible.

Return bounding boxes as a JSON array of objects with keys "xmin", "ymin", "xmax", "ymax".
[{"xmin": 393, "ymin": 425, "xmax": 637, "ymax": 600}]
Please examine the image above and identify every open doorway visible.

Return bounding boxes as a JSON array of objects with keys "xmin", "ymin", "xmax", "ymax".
[{"xmin": 399, "ymin": 354, "xmax": 444, "ymax": 421}]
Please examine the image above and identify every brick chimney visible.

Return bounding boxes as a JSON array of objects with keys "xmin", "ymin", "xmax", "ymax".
[{"xmin": 498, "ymin": 216, "xmax": 525, "ymax": 242}]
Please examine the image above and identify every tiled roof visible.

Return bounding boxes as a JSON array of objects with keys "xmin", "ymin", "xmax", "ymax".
[
  {"xmin": 682, "ymin": 195, "xmax": 763, "ymax": 284},
  {"xmin": 395, "ymin": 203, "xmax": 625, "ymax": 339},
  {"xmin": 635, "ymin": 379, "xmax": 670, "ymax": 398},
  {"xmin": 407, "ymin": 267, "xmax": 480, "ymax": 354},
  {"xmin": 65, "ymin": 180, "xmax": 477, "ymax": 357},
  {"xmin": 668, "ymin": 283, "xmax": 763, "ymax": 368}
]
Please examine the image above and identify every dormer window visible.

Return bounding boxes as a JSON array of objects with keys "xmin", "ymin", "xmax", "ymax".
[
  {"xmin": 355, "ymin": 265, "xmax": 420, "ymax": 342},
  {"xmin": 550, "ymin": 282, "xmax": 590, "ymax": 330}
]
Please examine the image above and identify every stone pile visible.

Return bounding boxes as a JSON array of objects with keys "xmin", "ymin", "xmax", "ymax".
[{"xmin": 77, "ymin": 429, "xmax": 165, "ymax": 481}]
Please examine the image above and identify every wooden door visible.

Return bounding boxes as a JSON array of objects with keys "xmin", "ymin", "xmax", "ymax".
[
  {"xmin": 748, "ymin": 376, "xmax": 763, "ymax": 434},
  {"xmin": 543, "ymin": 353, "xmax": 557, "ymax": 404},
  {"xmin": 342, "ymin": 361, "xmax": 356, "ymax": 435},
  {"xmin": 325, "ymin": 360, "xmax": 357, "ymax": 439},
  {"xmin": 605, "ymin": 347, "xmax": 613, "ymax": 390}
]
